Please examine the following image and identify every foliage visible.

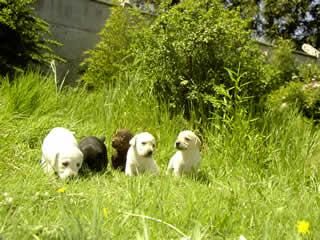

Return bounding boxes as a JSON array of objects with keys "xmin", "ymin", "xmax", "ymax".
[
  {"xmin": 267, "ymin": 62, "xmax": 320, "ymax": 121},
  {"xmin": 0, "ymin": 0, "xmax": 62, "ymax": 78},
  {"xmin": 224, "ymin": 0, "xmax": 320, "ymax": 49},
  {"xmin": 263, "ymin": 0, "xmax": 320, "ymax": 48},
  {"xmin": 136, "ymin": 0, "xmax": 266, "ymax": 119},
  {"xmin": 297, "ymin": 62, "xmax": 320, "ymax": 83},
  {"xmin": 263, "ymin": 39, "xmax": 298, "ymax": 92},
  {"xmin": 81, "ymin": 5, "xmax": 151, "ymax": 88},
  {"xmin": 223, "ymin": 0, "xmax": 260, "ymax": 30}
]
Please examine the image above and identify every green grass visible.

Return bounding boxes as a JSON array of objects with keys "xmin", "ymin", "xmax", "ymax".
[{"xmin": 1, "ymin": 71, "xmax": 320, "ymax": 239}]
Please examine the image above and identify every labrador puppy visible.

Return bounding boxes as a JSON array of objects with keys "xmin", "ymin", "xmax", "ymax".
[
  {"xmin": 41, "ymin": 127, "xmax": 83, "ymax": 179},
  {"xmin": 125, "ymin": 132, "xmax": 159, "ymax": 176},
  {"xmin": 111, "ymin": 129, "xmax": 134, "ymax": 171},
  {"xmin": 79, "ymin": 136, "xmax": 108, "ymax": 172},
  {"xmin": 167, "ymin": 130, "xmax": 201, "ymax": 176}
]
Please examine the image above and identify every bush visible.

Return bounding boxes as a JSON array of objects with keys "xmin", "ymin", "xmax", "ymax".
[
  {"xmin": 135, "ymin": 0, "xmax": 267, "ymax": 119},
  {"xmin": 297, "ymin": 62, "xmax": 320, "ymax": 83},
  {"xmin": 81, "ymin": 5, "xmax": 151, "ymax": 88},
  {"xmin": 267, "ymin": 62, "xmax": 320, "ymax": 121},
  {"xmin": 0, "ymin": 0, "xmax": 62, "ymax": 78},
  {"xmin": 263, "ymin": 39, "xmax": 298, "ymax": 92}
]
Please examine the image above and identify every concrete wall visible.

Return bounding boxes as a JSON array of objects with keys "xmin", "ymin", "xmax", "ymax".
[
  {"xmin": 35, "ymin": 0, "xmax": 112, "ymax": 83},
  {"xmin": 257, "ymin": 41, "xmax": 320, "ymax": 65}
]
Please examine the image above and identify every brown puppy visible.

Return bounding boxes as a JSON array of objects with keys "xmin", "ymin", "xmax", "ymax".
[{"xmin": 111, "ymin": 129, "xmax": 134, "ymax": 171}]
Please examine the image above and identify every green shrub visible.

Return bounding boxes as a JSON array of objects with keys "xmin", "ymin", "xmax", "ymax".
[
  {"xmin": 263, "ymin": 39, "xmax": 298, "ymax": 91},
  {"xmin": 135, "ymin": 0, "xmax": 266, "ymax": 119},
  {"xmin": 297, "ymin": 62, "xmax": 320, "ymax": 83},
  {"xmin": 267, "ymin": 63, "xmax": 320, "ymax": 121},
  {"xmin": 266, "ymin": 81, "xmax": 304, "ymax": 111},
  {"xmin": 0, "ymin": 0, "xmax": 62, "ymax": 78},
  {"xmin": 81, "ymin": 5, "xmax": 151, "ymax": 88}
]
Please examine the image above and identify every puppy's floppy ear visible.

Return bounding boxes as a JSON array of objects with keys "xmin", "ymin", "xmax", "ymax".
[
  {"xmin": 129, "ymin": 136, "xmax": 136, "ymax": 147},
  {"xmin": 195, "ymin": 135, "xmax": 201, "ymax": 148},
  {"xmin": 53, "ymin": 152, "xmax": 60, "ymax": 170}
]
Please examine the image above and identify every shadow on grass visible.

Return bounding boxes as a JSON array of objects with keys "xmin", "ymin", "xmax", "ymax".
[{"xmin": 190, "ymin": 169, "xmax": 212, "ymax": 185}]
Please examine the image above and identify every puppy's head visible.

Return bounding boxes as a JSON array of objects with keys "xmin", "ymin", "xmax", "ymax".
[
  {"xmin": 129, "ymin": 132, "xmax": 155, "ymax": 157},
  {"xmin": 175, "ymin": 130, "xmax": 201, "ymax": 151},
  {"xmin": 56, "ymin": 147, "xmax": 83, "ymax": 179},
  {"xmin": 112, "ymin": 129, "xmax": 134, "ymax": 152}
]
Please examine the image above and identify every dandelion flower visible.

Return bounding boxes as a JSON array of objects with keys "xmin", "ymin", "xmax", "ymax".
[
  {"xmin": 296, "ymin": 220, "xmax": 310, "ymax": 235},
  {"xmin": 103, "ymin": 208, "xmax": 108, "ymax": 218},
  {"xmin": 56, "ymin": 187, "xmax": 66, "ymax": 193}
]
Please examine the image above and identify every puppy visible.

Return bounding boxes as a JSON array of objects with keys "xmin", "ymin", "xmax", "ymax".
[
  {"xmin": 41, "ymin": 127, "xmax": 83, "ymax": 179},
  {"xmin": 111, "ymin": 129, "xmax": 134, "ymax": 171},
  {"xmin": 125, "ymin": 132, "xmax": 159, "ymax": 176},
  {"xmin": 79, "ymin": 136, "xmax": 108, "ymax": 172},
  {"xmin": 167, "ymin": 130, "xmax": 201, "ymax": 176}
]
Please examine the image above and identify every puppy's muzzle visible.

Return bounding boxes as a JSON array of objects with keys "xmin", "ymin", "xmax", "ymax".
[
  {"xmin": 111, "ymin": 139, "xmax": 118, "ymax": 147},
  {"xmin": 175, "ymin": 141, "xmax": 186, "ymax": 150},
  {"xmin": 59, "ymin": 171, "xmax": 78, "ymax": 180},
  {"xmin": 144, "ymin": 150, "xmax": 153, "ymax": 157}
]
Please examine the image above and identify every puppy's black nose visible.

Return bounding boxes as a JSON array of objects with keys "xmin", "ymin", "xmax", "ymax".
[
  {"xmin": 146, "ymin": 150, "xmax": 153, "ymax": 156},
  {"xmin": 175, "ymin": 142, "xmax": 181, "ymax": 148}
]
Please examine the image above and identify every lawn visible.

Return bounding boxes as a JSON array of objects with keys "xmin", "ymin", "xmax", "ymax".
[{"xmin": 0, "ymin": 72, "xmax": 319, "ymax": 239}]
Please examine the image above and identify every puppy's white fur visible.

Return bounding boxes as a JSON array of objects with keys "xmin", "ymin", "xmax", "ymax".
[
  {"xmin": 167, "ymin": 130, "xmax": 201, "ymax": 176},
  {"xmin": 125, "ymin": 132, "xmax": 159, "ymax": 176},
  {"xmin": 41, "ymin": 127, "xmax": 83, "ymax": 179}
]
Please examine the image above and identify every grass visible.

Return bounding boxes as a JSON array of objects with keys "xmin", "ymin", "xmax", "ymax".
[{"xmin": 1, "ymin": 71, "xmax": 320, "ymax": 239}]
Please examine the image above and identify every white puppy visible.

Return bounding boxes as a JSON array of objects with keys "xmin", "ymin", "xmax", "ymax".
[
  {"xmin": 40, "ymin": 127, "xmax": 83, "ymax": 179},
  {"xmin": 167, "ymin": 130, "xmax": 201, "ymax": 176},
  {"xmin": 125, "ymin": 132, "xmax": 159, "ymax": 176}
]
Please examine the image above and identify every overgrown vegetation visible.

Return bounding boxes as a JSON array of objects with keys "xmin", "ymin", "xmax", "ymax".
[
  {"xmin": 263, "ymin": 39, "xmax": 298, "ymax": 92},
  {"xmin": 82, "ymin": 0, "xmax": 320, "ymax": 122},
  {"xmin": 136, "ymin": 0, "xmax": 267, "ymax": 119},
  {"xmin": 0, "ymin": 0, "xmax": 62, "ymax": 78},
  {"xmin": 267, "ymin": 62, "xmax": 320, "ymax": 121},
  {"xmin": 83, "ymin": 0, "xmax": 267, "ymax": 120},
  {"xmin": 1, "ymin": 71, "xmax": 320, "ymax": 239},
  {"xmin": 81, "ymin": 6, "xmax": 151, "ymax": 88}
]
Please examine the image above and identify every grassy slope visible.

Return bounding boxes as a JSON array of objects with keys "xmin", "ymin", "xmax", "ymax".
[{"xmin": 1, "ymin": 72, "xmax": 320, "ymax": 239}]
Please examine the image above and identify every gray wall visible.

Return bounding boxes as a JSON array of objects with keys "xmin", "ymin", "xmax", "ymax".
[
  {"xmin": 35, "ymin": 0, "xmax": 112, "ymax": 83},
  {"xmin": 257, "ymin": 41, "xmax": 320, "ymax": 65}
]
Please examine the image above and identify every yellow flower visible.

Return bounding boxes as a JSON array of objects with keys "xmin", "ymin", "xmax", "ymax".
[
  {"xmin": 296, "ymin": 220, "xmax": 310, "ymax": 235},
  {"xmin": 103, "ymin": 208, "xmax": 108, "ymax": 218},
  {"xmin": 56, "ymin": 187, "xmax": 66, "ymax": 193}
]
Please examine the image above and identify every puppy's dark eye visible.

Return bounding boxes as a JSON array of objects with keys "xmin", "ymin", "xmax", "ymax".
[
  {"xmin": 141, "ymin": 142, "xmax": 146, "ymax": 145},
  {"xmin": 76, "ymin": 163, "xmax": 81, "ymax": 168},
  {"xmin": 185, "ymin": 137, "xmax": 191, "ymax": 141},
  {"xmin": 62, "ymin": 162, "xmax": 69, "ymax": 167}
]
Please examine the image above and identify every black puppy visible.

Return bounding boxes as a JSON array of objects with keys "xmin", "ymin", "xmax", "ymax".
[
  {"xmin": 79, "ymin": 136, "xmax": 108, "ymax": 172},
  {"xmin": 111, "ymin": 129, "xmax": 133, "ymax": 172}
]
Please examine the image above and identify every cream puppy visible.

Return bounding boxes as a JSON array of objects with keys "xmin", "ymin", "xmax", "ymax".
[
  {"xmin": 41, "ymin": 127, "xmax": 83, "ymax": 179},
  {"xmin": 125, "ymin": 132, "xmax": 159, "ymax": 176},
  {"xmin": 167, "ymin": 130, "xmax": 201, "ymax": 176}
]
